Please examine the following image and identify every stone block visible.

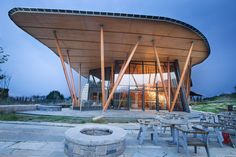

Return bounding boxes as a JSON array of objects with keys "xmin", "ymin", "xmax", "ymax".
[
  {"xmin": 73, "ymin": 145, "xmax": 81, "ymax": 154},
  {"xmin": 106, "ymin": 148, "xmax": 116, "ymax": 155},
  {"xmin": 95, "ymin": 145, "xmax": 107, "ymax": 155}
]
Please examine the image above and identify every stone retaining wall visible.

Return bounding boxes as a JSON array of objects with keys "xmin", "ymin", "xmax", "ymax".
[
  {"xmin": 37, "ymin": 105, "xmax": 62, "ymax": 111},
  {"xmin": 0, "ymin": 105, "xmax": 37, "ymax": 113}
]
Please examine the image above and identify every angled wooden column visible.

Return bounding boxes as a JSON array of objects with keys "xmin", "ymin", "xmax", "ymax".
[
  {"xmin": 110, "ymin": 63, "xmax": 114, "ymax": 90},
  {"xmin": 131, "ymin": 74, "xmax": 138, "ymax": 88},
  {"xmin": 92, "ymin": 76, "xmax": 97, "ymax": 86},
  {"xmin": 153, "ymin": 73, "xmax": 157, "ymax": 87},
  {"xmin": 110, "ymin": 61, "xmax": 126, "ymax": 101},
  {"xmin": 167, "ymin": 59, "xmax": 171, "ymax": 109},
  {"xmin": 67, "ymin": 50, "xmax": 77, "ymax": 107},
  {"xmin": 53, "ymin": 31, "xmax": 74, "ymax": 105},
  {"xmin": 78, "ymin": 63, "xmax": 81, "ymax": 108},
  {"xmin": 152, "ymin": 41, "xmax": 170, "ymax": 111},
  {"xmin": 103, "ymin": 37, "xmax": 141, "ymax": 112},
  {"xmin": 170, "ymin": 41, "xmax": 194, "ymax": 112},
  {"xmin": 100, "ymin": 25, "xmax": 106, "ymax": 109},
  {"xmin": 117, "ymin": 60, "xmax": 126, "ymax": 78},
  {"xmin": 148, "ymin": 73, "xmax": 151, "ymax": 84},
  {"xmin": 108, "ymin": 63, "xmax": 114, "ymax": 104},
  {"xmin": 186, "ymin": 70, "xmax": 190, "ymax": 101},
  {"xmin": 186, "ymin": 59, "xmax": 192, "ymax": 100},
  {"xmin": 130, "ymin": 61, "xmax": 138, "ymax": 88},
  {"xmin": 155, "ymin": 61, "xmax": 159, "ymax": 111},
  {"xmin": 174, "ymin": 60, "xmax": 189, "ymax": 112}
]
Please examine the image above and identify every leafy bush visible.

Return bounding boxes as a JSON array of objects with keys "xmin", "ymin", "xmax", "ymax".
[
  {"xmin": 46, "ymin": 90, "xmax": 64, "ymax": 102},
  {"xmin": 0, "ymin": 88, "xmax": 9, "ymax": 99}
]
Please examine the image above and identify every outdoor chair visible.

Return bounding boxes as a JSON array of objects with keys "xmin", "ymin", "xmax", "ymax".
[
  {"xmin": 218, "ymin": 113, "xmax": 236, "ymax": 148},
  {"xmin": 195, "ymin": 114, "xmax": 224, "ymax": 147},
  {"xmin": 137, "ymin": 119, "xmax": 159, "ymax": 145},
  {"xmin": 175, "ymin": 125, "xmax": 210, "ymax": 157}
]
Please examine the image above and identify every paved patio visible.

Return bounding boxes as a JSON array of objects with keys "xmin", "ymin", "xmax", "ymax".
[
  {"xmin": 19, "ymin": 108, "xmax": 201, "ymax": 119},
  {"xmin": 0, "ymin": 121, "xmax": 235, "ymax": 157}
]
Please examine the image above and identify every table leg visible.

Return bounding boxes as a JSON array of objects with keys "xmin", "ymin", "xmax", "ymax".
[
  {"xmin": 153, "ymin": 125, "xmax": 159, "ymax": 145},
  {"xmin": 171, "ymin": 125, "xmax": 177, "ymax": 143},
  {"xmin": 214, "ymin": 127, "xmax": 223, "ymax": 147}
]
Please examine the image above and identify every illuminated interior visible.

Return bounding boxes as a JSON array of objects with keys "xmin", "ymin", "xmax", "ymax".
[{"xmin": 88, "ymin": 60, "xmax": 184, "ymax": 111}]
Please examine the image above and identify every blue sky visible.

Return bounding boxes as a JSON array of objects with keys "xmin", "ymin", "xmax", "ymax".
[{"xmin": 0, "ymin": 0, "xmax": 236, "ymax": 97}]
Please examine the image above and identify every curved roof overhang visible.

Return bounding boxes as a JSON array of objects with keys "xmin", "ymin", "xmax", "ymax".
[{"xmin": 9, "ymin": 8, "xmax": 210, "ymax": 77}]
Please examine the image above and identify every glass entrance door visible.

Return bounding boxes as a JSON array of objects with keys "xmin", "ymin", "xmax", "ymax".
[
  {"xmin": 112, "ymin": 60, "xmax": 180, "ymax": 111},
  {"xmin": 129, "ymin": 62, "xmax": 143, "ymax": 110}
]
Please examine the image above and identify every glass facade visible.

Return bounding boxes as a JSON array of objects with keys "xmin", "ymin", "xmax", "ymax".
[{"xmin": 87, "ymin": 60, "xmax": 187, "ymax": 111}]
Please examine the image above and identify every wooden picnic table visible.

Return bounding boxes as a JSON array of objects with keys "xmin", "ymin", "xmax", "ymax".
[
  {"xmin": 192, "ymin": 121, "xmax": 222, "ymax": 128},
  {"xmin": 157, "ymin": 117, "xmax": 188, "ymax": 143},
  {"xmin": 137, "ymin": 119, "xmax": 159, "ymax": 145},
  {"xmin": 192, "ymin": 121, "xmax": 223, "ymax": 147}
]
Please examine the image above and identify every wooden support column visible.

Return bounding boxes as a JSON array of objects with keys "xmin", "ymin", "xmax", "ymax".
[
  {"xmin": 155, "ymin": 61, "xmax": 159, "ymax": 111},
  {"xmin": 167, "ymin": 59, "xmax": 171, "ymax": 110},
  {"xmin": 186, "ymin": 73, "xmax": 190, "ymax": 101},
  {"xmin": 131, "ymin": 64, "xmax": 138, "ymax": 88},
  {"xmin": 111, "ymin": 61, "xmax": 126, "ymax": 101},
  {"xmin": 152, "ymin": 41, "xmax": 170, "ymax": 111},
  {"xmin": 53, "ymin": 31, "xmax": 74, "ymax": 105},
  {"xmin": 92, "ymin": 76, "xmax": 97, "ymax": 86},
  {"xmin": 131, "ymin": 74, "xmax": 138, "ymax": 88},
  {"xmin": 103, "ymin": 37, "xmax": 141, "ymax": 112},
  {"xmin": 186, "ymin": 59, "xmax": 192, "ymax": 101},
  {"xmin": 78, "ymin": 63, "xmax": 81, "ymax": 108},
  {"xmin": 174, "ymin": 61, "xmax": 189, "ymax": 112},
  {"xmin": 153, "ymin": 73, "xmax": 157, "ymax": 87},
  {"xmin": 100, "ymin": 25, "xmax": 106, "ymax": 109},
  {"xmin": 142, "ymin": 61, "xmax": 145, "ymax": 111},
  {"xmin": 110, "ymin": 63, "xmax": 114, "ymax": 90},
  {"xmin": 67, "ymin": 50, "xmax": 77, "ymax": 106},
  {"xmin": 170, "ymin": 42, "xmax": 194, "ymax": 112},
  {"xmin": 109, "ymin": 63, "xmax": 114, "ymax": 103},
  {"xmin": 148, "ymin": 73, "xmax": 151, "ymax": 84}
]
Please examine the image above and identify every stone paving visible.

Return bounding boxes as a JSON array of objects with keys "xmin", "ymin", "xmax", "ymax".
[
  {"xmin": 19, "ymin": 108, "xmax": 157, "ymax": 118},
  {"xmin": 19, "ymin": 108, "xmax": 201, "ymax": 119},
  {"xmin": 0, "ymin": 122, "xmax": 236, "ymax": 157}
]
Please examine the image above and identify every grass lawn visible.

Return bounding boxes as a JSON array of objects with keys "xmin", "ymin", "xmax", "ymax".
[
  {"xmin": 191, "ymin": 102, "xmax": 226, "ymax": 113},
  {"xmin": 0, "ymin": 113, "xmax": 138, "ymax": 124},
  {"xmin": 191, "ymin": 93, "xmax": 236, "ymax": 113}
]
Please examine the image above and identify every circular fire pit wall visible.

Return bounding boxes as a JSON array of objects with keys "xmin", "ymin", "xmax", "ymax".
[{"xmin": 64, "ymin": 124, "xmax": 127, "ymax": 156}]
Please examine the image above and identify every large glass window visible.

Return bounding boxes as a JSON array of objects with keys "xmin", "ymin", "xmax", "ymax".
[{"xmin": 87, "ymin": 60, "xmax": 183, "ymax": 111}]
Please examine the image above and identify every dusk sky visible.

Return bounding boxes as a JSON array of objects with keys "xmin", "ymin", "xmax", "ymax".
[{"xmin": 0, "ymin": 0, "xmax": 236, "ymax": 97}]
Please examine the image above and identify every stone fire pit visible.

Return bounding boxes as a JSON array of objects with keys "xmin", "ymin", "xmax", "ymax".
[{"xmin": 64, "ymin": 124, "xmax": 127, "ymax": 157}]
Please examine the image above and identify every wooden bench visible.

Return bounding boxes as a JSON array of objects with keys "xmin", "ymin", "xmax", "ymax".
[
  {"xmin": 175, "ymin": 125, "xmax": 210, "ymax": 157},
  {"xmin": 192, "ymin": 121, "xmax": 223, "ymax": 147}
]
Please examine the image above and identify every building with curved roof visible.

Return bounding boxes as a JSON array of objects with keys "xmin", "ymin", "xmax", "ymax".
[{"xmin": 9, "ymin": 8, "xmax": 210, "ymax": 112}]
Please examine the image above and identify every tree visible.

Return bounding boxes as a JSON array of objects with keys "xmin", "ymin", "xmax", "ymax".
[
  {"xmin": 0, "ymin": 47, "xmax": 9, "ymax": 64},
  {"xmin": 0, "ymin": 46, "xmax": 10, "ymax": 99},
  {"xmin": 0, "ymin": 47, "xmax": 8, "ymax": 80},
  {"xmin": 46, "ymin": 90, "xmax": 64, "ymax": 101}
]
